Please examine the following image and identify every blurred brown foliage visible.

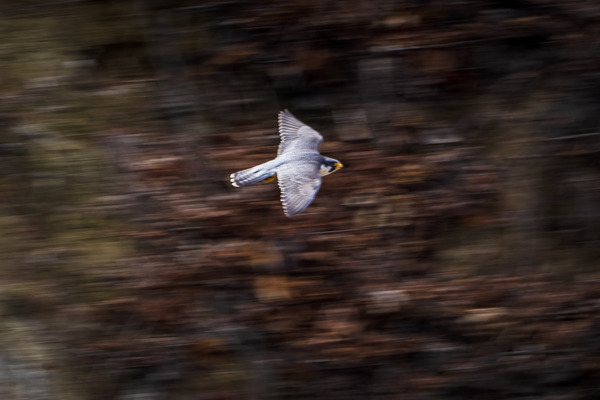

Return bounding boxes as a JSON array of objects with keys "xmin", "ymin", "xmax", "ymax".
[{"xmin": 1, "ymin": 0, "xmax": 600, "ymax": 399}]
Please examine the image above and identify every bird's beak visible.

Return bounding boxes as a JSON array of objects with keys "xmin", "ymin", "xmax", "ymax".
[{"xmin": 334, "ymin": 162, "xmax": 343, "ymax": 170}]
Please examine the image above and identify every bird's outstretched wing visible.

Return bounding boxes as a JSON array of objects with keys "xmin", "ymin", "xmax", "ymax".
[
  {"xmin": 278, "ymin": 110, "xmax": 323, "ymax": 156},
  {"xmin": 277, "ymin": 161, "xmax": 322, "ymax": 217}
]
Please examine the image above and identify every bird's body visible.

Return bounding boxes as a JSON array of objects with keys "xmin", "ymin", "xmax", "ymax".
[{"xmin": 230, "ymin": 110, "xmax": 343, "ymax": 217}]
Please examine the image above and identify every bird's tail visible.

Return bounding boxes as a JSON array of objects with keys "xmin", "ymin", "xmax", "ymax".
[{"xmin": 230, "ymin": 162, "xmax": 276, "ymax": 187}]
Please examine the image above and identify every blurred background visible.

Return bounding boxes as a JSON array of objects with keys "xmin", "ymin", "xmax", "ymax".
[{"xmin": 2, "ymin": 0, "xmax": 600, "ymax": 399}]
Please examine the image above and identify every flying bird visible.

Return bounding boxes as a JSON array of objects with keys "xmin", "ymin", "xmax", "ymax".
[{"xmin": 230, "ymin": 110, "xmax": 343, "ymax": 217}]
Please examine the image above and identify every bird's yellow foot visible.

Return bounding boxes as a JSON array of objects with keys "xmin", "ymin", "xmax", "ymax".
[{"xmin": 261, "ymin": 175, "xmax": 276, "ymax": 183}]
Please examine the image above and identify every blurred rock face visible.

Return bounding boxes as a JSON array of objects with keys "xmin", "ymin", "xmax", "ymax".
[{"xmin": 1, "ymin": 1, "xmax": 600, "ymax": 399}]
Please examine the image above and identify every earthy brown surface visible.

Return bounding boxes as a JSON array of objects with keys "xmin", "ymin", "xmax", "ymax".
[{"xmin": 1, "ymin": 1, "xmax": 600, "ymax": 399}]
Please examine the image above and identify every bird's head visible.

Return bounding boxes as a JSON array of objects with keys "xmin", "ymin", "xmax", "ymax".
[{"xmin": 320, "ymin": 157, "xmax": 343, "ymax": 176}]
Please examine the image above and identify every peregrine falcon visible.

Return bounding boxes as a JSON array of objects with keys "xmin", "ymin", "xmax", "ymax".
[{"xmin": 230, "ymin": 110, "xmax": 343, "ymax": 217}]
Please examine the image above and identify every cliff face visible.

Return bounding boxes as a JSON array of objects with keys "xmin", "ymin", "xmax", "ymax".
[{"xmin": 1, "ymin": 1, "xmax": 600, "ymax": 399}]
